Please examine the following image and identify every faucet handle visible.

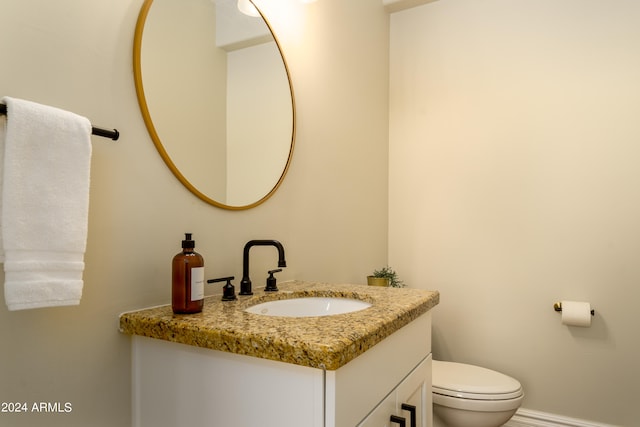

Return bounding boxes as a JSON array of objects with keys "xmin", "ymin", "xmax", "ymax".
[
  {"xmin": 265, "ymin": 269, "xmax": 282, "ymax": 292},
  {"xmin": 207, "ymin": 276, "xmax": 237, "ymax": 301}
]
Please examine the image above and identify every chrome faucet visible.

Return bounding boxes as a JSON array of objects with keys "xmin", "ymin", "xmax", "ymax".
[{"xmin": 240, "ymin": 240, "xmax": 287, "ymax": 295}]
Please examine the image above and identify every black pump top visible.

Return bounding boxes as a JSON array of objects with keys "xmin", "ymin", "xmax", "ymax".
[{"xmin": 182, "ymin": 233, "xmax": 195, "ymax": 249}]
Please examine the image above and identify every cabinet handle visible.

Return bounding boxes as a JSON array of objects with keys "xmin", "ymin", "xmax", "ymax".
[
  {"xmin": 401, "ymin": 403, "xmax": 416, "ymax": 427},
  {"xmin": 390, "ymin": 415, "xmax": 406, "ymax": 426}
]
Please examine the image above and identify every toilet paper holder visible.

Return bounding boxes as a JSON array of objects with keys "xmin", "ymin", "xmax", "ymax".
[{"xmin": 553, "ymin": 302, "xmax": 595, "ymax": 316}]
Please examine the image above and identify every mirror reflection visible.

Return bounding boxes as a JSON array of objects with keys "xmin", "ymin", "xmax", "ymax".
[{"xmin": 134, "ymin": 0, "xmax": 295, "ymax": 209}]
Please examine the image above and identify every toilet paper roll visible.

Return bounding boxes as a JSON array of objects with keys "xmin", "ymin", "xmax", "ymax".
[{"xmin": 561, "ymin": 301, "xmax": 592, "ymax": 327}]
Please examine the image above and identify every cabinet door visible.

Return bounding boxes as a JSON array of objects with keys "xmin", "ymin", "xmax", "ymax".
[
  {"xmin": 357, "ymin": 355, "xmax": 432, "ymax": 427},
  {"xmin": 396, "ymin": 354, "xmax": 432, "ymax": 427}
]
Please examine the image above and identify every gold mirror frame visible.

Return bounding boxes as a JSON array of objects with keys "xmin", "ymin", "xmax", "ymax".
[{"xmin": 133, "ymin": 0, "xmax": 296, "ymax": 210}]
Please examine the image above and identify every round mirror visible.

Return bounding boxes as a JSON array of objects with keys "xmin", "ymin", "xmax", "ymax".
[{"xmin": 134, "ymin": 0, "xmax": 295, "ymax": 210}]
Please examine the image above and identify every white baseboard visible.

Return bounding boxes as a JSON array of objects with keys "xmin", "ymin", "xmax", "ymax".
[{"xmin": 504, "ymin": 408, "xmax": 620, "ymax": 427}]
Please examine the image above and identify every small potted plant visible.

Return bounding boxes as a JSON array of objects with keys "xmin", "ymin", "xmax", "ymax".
[{"xmin": 367, "ymin": 266, "xmax": 405, "ymax": 288}]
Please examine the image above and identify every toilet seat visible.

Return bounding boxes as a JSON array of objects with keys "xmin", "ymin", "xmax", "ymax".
[{"xmin": 432, "ymin": 360, "xmax": 523, "ymax": 401}]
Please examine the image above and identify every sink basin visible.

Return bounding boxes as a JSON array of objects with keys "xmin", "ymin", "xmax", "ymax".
[{"xmin": 245, "ymin": 297, "xmax": 372, "ymax": 317}]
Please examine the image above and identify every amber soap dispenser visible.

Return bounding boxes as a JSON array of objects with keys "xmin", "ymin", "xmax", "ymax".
[{"xmin": 172, "ymin": 233, "xmax": 205, "ymax": 314}]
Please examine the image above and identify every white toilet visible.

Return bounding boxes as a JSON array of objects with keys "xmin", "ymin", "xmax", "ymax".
[{"xmin": 432, "ymin": 360, "xmax": 524, "ymax": 427}]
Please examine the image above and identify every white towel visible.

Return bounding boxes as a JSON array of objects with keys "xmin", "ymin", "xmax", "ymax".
[{"xmin": 1, "ymin": 97, "xmax": 92, "ymax": 311}]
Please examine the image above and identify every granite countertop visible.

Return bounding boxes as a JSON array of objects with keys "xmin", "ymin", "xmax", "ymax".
[{"xmin": 119, "ymin": 280, "xmax": 439, "ymax": 370}]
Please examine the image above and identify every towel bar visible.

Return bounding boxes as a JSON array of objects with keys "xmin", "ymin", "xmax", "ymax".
[{"xmin": 0, "ymin": 103, "xmax": 119, "ymax": 141}]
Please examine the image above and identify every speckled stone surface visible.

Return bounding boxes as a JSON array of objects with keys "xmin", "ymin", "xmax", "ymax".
[{"xmin": 119, "ymin": 281, "xmax": 439, "ymax": 370}]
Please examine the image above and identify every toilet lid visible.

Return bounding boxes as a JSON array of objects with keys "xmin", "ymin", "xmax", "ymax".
[{"xmin": 432, "ymin": 360, "xmax": 523, "ymax": 400}]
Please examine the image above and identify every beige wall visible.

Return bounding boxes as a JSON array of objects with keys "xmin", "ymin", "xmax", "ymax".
[
  {"xmin": 0, "ymin": 0, "xmax": 389, "ymax": 426},
  {"xmin": 389, "ymin": 1, "xmax": 640, "ymax": 425}
]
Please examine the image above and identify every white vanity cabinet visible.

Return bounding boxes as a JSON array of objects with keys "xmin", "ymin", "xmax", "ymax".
[{"xmin": 132, "ymin": 312, "xmax": 432, "ymax": 427}]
